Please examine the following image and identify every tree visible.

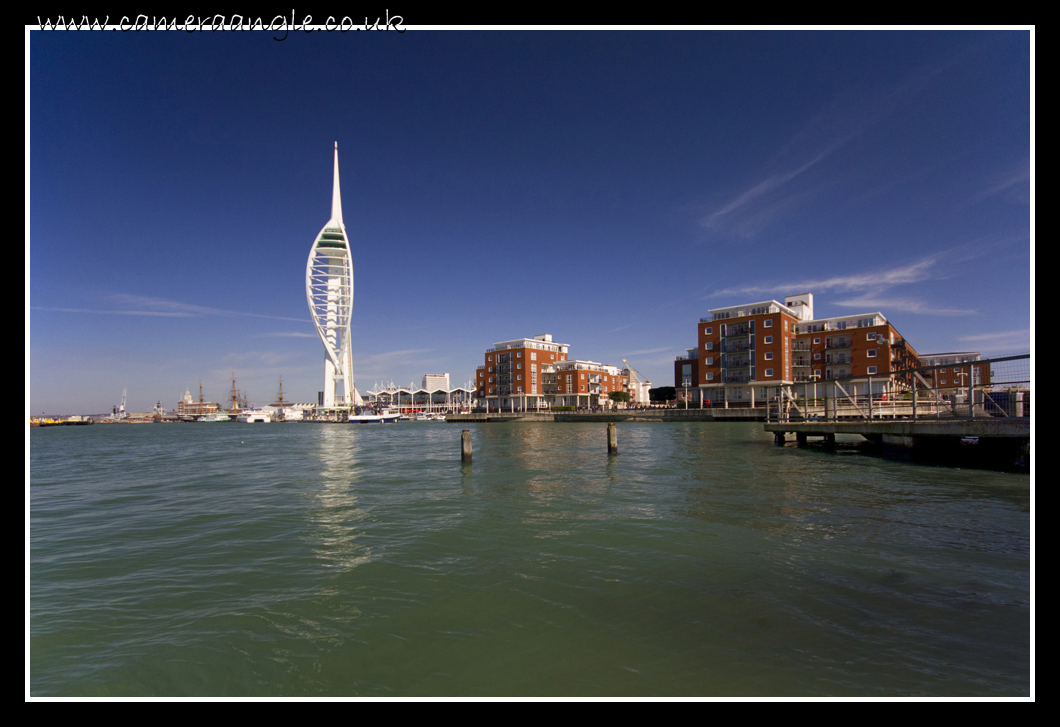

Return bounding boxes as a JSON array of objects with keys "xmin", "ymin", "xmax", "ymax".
[
  {"xmin": 649, "ymin": 386, "xmax": 676, "ymax": 402},
  {"xmin": 608, "ymin": 391, "xmax": 631, "ymax": 404}
]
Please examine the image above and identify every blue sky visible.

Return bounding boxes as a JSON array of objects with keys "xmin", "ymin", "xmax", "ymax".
[{"xmin": 29, "ymin": 28, "xmax": 1032, "ymax": 414}]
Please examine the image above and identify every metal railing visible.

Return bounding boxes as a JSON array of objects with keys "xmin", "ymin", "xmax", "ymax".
[{"xmin": 767, "ymin": 354, "xmax": 1030, "ymax": 422}]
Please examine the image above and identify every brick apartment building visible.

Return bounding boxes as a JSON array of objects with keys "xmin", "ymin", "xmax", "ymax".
[
  {"xmin": 678, "ymin": 293, "xmax": 920, "ymax": 407},
  {"xmin": 917, "ymin": 352, "xmax": 990, "ymax": 396},
  {"xmin": 477, "ymin": 334, "xmax": 630, "ymax": 411}
]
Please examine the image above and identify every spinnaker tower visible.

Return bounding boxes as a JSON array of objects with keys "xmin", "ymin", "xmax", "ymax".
[{"xmin": 306, "ymin": 142, "xmax": 361, "ymax": 408}]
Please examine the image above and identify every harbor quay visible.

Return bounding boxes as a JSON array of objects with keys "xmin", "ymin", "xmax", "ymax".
[{"xmin": 447, "ymin": 408, "xmax": 765, "ymax": 423}]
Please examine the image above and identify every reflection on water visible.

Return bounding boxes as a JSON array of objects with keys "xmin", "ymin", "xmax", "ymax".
[{"xmin": 311, "ymin": 426, "xmax": 371, "ymax": 572}]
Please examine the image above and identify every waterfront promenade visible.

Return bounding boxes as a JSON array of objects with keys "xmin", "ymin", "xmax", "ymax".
[{"xmin": 446, "ymin": 408, "xmax": 766, "ymax": 423}]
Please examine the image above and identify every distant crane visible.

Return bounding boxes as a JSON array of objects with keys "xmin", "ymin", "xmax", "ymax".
[
  {"xmin": 112, "ymin": 387, "xmax": 127, "ymax": 421},
  {"xmin": 622, "ymin": 359, "xmax": 642, "ymax": 385},
  {"xmin": 622, "ymin": 359, "xmax": 652, "ymax": 405}
]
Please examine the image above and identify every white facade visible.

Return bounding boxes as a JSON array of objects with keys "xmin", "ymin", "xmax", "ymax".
[
  {"xmin": 422, "ymin": 373, "xmax": 450, "ymax": 392},
  {"xmin": 306, "ymin": 143, "xmax": 361, "ymax": 408}
]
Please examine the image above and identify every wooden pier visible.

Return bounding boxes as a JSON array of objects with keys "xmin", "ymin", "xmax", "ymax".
[{"xmin": 764, "ymin": 418, "xmax": 1029, "ymax": 466}]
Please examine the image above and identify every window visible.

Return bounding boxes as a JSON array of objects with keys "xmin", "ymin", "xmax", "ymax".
[
  {"xmin": 517, "ymin": 375, "xmax": 521, "ymax": 380},
  {"xmin": 867, "ymin": 349, "xmax": 877, "ymax": 358},
  {"xmin": 706, "ymin": 342, "xmax": 713, "ymax": 350},
  {"xmin": 489, "ymin": 377, "xmax": 494, "ymax": 383},
  {"xmin": 940, "ymin": 367, "xmax": 946, "ymax": 373},
  {"xmin": 488, "ymin": 355, "xmax": 492, "ymax": 361},
  {"xmin": 488, "ymin": 366, "xmax": 493, "ymax": 372},
  {"xmin": 867, "ymin": 366, "xmax": 877, "ymax": 375},
  {"xmin": 531, "ymin": 352, "xmax": 537, "ymax": 361},
  {"xmin": 813, "ymin": 337, "xmax": 821, "ymax": 344},
  {"xmin": 784, "ymin": 320, "xmax": 788, "ymax": 331},
  {"xmin": 517, "ymin": 386, "xmax": 522, "ymax": 391},
  {"xmin": 706, "ymin": 372, "xmax": 714, "ymax": 381},
  {"xmin": 867, "ymin": 333, "xmax": 876, "ymax": 341},
  {"xmin": 550, "ymin": 354, "xmax": 555, "ymax": 360},
  {"xmin": 814, "ymin": 353, "xmax": 821, "ymax": 360},
  {"xmin": 517, "ymin": 363, "xmax": 522, "ymax": 369},
  {"xmin": 705, "ymin": 326, "xmax": 712, "ymax": 335},
  {"xmin": 764, "ymin": 335, "xmax": 773, "ymax": 344},
  {"xmin": 941, "ymin": 379, "xmax": 947, "ymax": 385},
  {"xmin": 764, "ymin": 319, "xmax": 773, "ymax": 328},
  {"xmin": 706, "ymin": 357, "xmax": 713, "ymax": 365},
  {"xmin": 765, "ymin": 368, "xmax": 774, "ymax": 377},
  {"xmin": 580, "ymin": 373, "xmax": 585, "ymax": 379},
  {"xmin": 814, "ymin": 369, "xmax": 821, "ymax": 378},
  {"xmin": 764, "ymin": 352, "xmax": 773, "ymax": 361},
  {"xmin": 517, "ymin": 352, "xmax": 522, "ymax": 358}
]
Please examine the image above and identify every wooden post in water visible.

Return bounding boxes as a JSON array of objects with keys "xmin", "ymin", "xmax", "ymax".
[
  {"xmin": 461, "ymin": 429, "xmax": 472, "ymax": 462},
  {"xmin": 607, "ymin": 422, "xmax": 618, "ymax": 455}
]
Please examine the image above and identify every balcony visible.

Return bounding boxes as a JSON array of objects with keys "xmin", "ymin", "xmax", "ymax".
[
  {"xmin": 725, "ymin": 358, "xmax": 751, "ymax": 368},
  {"xmin": 792, "ymin": 359, "xmax": 811, "ymax": 367},
  {"xmin": 725, "ymin": 325, "xmax": 751, "ymax": 337},
  {"xmin": 723, "ymin": 340, "xmax": 752, "ymax": 353},
  {"xmin": 724, "ymin": 374, "xmax": 750, "ymax": 384},
  {"xmin": 825, "ymin": 338, "xmax": 851, "ymax": 349}
]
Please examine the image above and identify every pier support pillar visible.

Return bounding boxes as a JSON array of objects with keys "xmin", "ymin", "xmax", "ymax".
[
  {"xmin": 461, "ymin": 429, "xmax": 472, "ymax": 462},
  {"xmin": 607, "ymin": 422, "xmax": 618, "ymax": 455},
  {"xmin": 774, "ymin": 431, "xmax": 786, "ymax": 445},
  {"xmin": 823, "ymin": 433, "xmax": 836, "ymax": 448},
  {"xmin": 796, "ymin": 432, "xmax": 807, "ymax": 446}
]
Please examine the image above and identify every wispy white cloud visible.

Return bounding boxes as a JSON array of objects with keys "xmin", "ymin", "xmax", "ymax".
[
  {"xmin": 624, "ymin": 347, "xmax": 673, "ymax": 356},
  {"xmin": 88, "ymin": 293, "xmax": 311, "ymax": 323},
  {"xmin": 831, "ymin": 296, "xmax": 976, "ymax": 316},
  {"xmin": 957, "ymin": 329, "xmax": 1031, "ymax": 350},
  {"xmin": 708, "ymin": 256, "xmax": 940, "ymax": 300},
  {"xmin": 254, "ymin": 331, "xmax": 317, "ymax": 338},
  {"xmin": 704, "ymin": 252, "xmax": 986, "ymax": 316},
  {"xmin": 959, "ymin": 329, "xmax": 1029, "ymax": 342},
  {"xmin": 701, "ymin": 151, "xmax": 834, "ymax": 231},
  {"xmin": 700, "ymin": 51, "xmax": 967, "ymax": 238},
  {"xmin": 32, "ymin": 306, "xmax": 194, "ymax": 317},
  {"xmin": 975, "ymin": 159, "xmax": 1030, "ymax": 203}
]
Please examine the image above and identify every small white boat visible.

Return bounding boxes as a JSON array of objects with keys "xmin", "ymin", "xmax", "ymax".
[
  {"xmin": 238, "ymin": 409, "xmax": 272, "ymax": 423},
  {"xmin": 349, "ymin": 408, "xmax": 401, "ymax": 424}
]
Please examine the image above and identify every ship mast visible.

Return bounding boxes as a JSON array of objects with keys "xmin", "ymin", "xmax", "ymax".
[{"xmin": 229, "ymin": 371, "xmax": 241, "ymax": 413}]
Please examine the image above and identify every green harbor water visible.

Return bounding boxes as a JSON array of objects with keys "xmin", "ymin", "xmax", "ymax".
[{"xmin": 29, "ymin": 422, "xmax": 1031, "ymax": 696}]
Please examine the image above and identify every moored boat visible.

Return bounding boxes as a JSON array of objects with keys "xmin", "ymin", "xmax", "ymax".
[{"xmin": 349, "ymin": 407, "xmax": 401, "ymax": 424}]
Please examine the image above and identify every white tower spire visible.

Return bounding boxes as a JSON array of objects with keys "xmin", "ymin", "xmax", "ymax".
[
  {"xmin": 331, "ymin": 140, "xmax": 343, "ymax": 227},
  {"xmin": 306, "ymin": 142, "xmax": 361, "ymax": 410}
]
